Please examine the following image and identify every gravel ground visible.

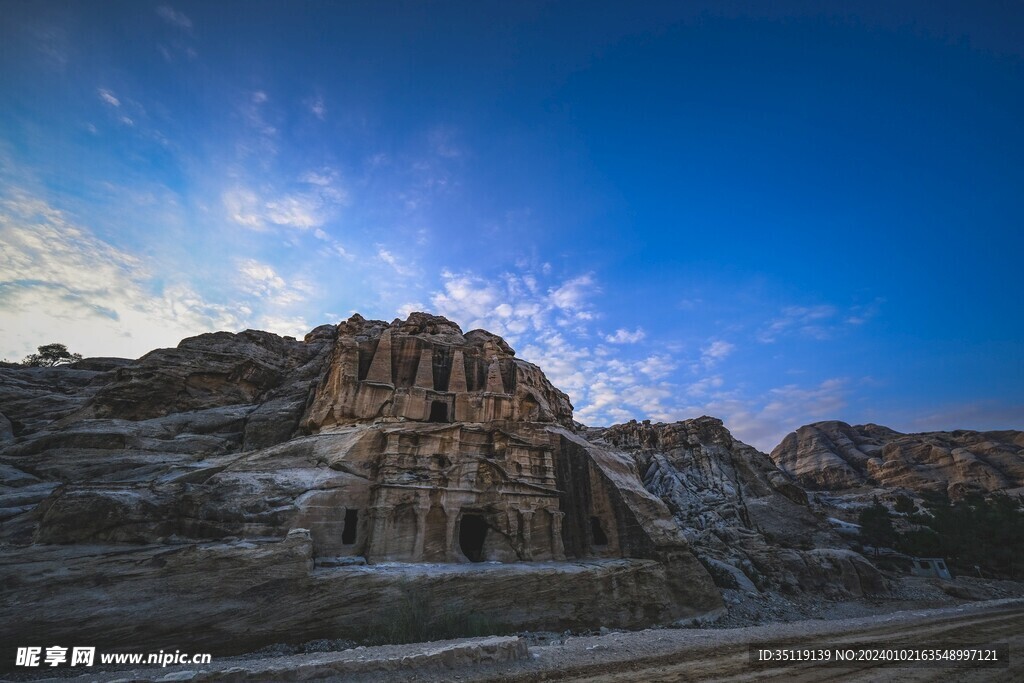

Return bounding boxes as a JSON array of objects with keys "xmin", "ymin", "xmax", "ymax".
[
  {"xmin": 708, "ymin": 576, "xmax": 1024, "ymax": 629},
  {"xmin": 7, "ymin": 576, "xmax": 1024, "ymax": 682}
]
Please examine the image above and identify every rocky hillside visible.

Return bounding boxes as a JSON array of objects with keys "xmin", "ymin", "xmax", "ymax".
[
  {"xmin": 771, "ymin": 420, "xmax": 1024, "ymax": 498},
  {"xmin": 0, "ymin": 313, "xmax": 723, "ymax": 656},
  {"xmin": 593, "ymin": 418, "xmax": 886, "ymax": 598}
]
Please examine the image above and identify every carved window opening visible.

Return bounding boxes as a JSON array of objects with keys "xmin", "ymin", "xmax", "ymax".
[
  {"xmin": 342, "ymin": 509, "xmax": 358, "ymax": 545},
  {"xmin": 590, "ymin": 516, "xmax": 609, "ymax": 547},
  {"xmin": 428, "ymin": 400, "xmax": 449, "ymax": 423},
  {"xmin": 459, "ymin": 514, "xmax": 488, "ymax": 562}
]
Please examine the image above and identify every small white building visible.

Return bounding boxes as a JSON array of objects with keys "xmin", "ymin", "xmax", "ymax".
[{"xmin": 910, "ymin": 557, "xmax": 952, "ymax": 580}]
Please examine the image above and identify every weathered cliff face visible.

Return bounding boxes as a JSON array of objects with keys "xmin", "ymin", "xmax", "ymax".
[
  {"xmin": 771, "ymin": 420, "xmax": 1024, "ymax": 498},
  {"xmin": 0, "ymin": 313, "xmax": 721, "ymax": 655},
  {"xmin": 592, "ymin": 418, "xmax": 886, "ymax": 598}
]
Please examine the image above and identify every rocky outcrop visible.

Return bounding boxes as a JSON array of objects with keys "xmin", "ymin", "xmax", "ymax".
[
  {"xmin": 0, "ymin": 358, "xmax": 131, "ymax": 438},
  {"xmin": 593, "ymin": 418, "xmax": 886, "ymax": 598},
  {"xmin": 771, "ymin": 421, "xmax": 1024, "ymax": 498},
  {"xmin": 0, "ymin": 313, "xmax": 721, "ymax": 655}
]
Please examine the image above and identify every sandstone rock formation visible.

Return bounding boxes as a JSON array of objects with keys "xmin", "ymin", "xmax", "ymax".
[
  {"xmin": 771, "ymin": 420, "xmax": 1024, "ymax": 498},
  {"xmin": 592, "ymin": 418, "xmax": 886, "ymax": 598},
  {"xmin": 303, "ymin": 313, "xmax": 573, "ymax": 430},
  {"xmin": 0, "ymin": 313, "xmax": 721, "ymax": 655}
]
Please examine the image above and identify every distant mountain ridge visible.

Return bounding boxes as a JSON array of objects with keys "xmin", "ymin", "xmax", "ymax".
[{"xmin": 770, "ymin": 420, "xmax": 1024, "ymax": 498}]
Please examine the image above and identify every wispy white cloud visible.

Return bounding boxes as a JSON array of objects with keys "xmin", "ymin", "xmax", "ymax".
[
  {"xmin": 232, "ymin": 90, "xmax": 278, "ymax": 162},
  {"xmin": 237, "ymin": 259, "xmax": 313, "ymax": 307},
  {"xmin": 678, "ymin": 297, "xmax": 702, "ymax": 310},
  {"xmin": 428, "ymin": 126, "xmax": 464, "ymax": 159},
  {"xmin": 428, "ymin": 270, "xmax": 571, "ymax": 340},
  {"xmin": 757, "ymin": 301, "xmax": 878, "ymax": 343},
  {"xmin": 222, "ymin": 168, "xmax": 347, "ymax": 233},
  {"xmin": 94, "ymin": 87, "xmax": 153, "ymax": 131},
  {"xmin": 234, "ymin": 258, "xmax": 313, "ymax": 336},
  {"xmin": 759, "ymin": 304, "xmax": 836, "ymax": 342},
  {"xmin": 264, "ymin": 195, "xmax": 323, "ymax": 229},
  {"xmin": 158, "ymin": 41, "xmax": 198, "ymax": 63},
  {"xmin": 377, "ymin": 248, "xmax": 415, "ymax": 276},
  {"xmin": 300, "ymin": 168, "xmax": 347, "ymax": 202},
  {"xmin": 32, "ymin": 25, "xmax": 70, "ymax": 71},
  {"xmin": 636, "ymin": 353, "xmax": 677, "ymax": 380},
  {"xmin": 704, "ymin": 378, "xmax": 850, "ymax": 451},
  {"xmin": 306, "ymin": 94, "xmax": 327, "ymax": 120},
  {"xmin": 156, "ymin": 5, "xmax": 193, "ymax": 30},
  {"xmin": 605, "ymin": 327, "xmax": 645, "ymax": 344},
  {"xmin": 257, "ymin": 315, "xmax": 311, "ymax": 338},
  {"xmin": 700, "ymin": 339, "xmax": 735, "ymax": 366},
  {"xmin": 97, "ymin": 88, "xmax": 121, "ymax": 107},
  {"xmin": 685, "ymin": 374, "xmax": 724, "ymax": 397},
  {"xmin": 301, "ymin": 169, "xmax": 335, "ymax": 187},
  {"xmin": 313, "ymin": 228, "xmax": 353, "ymax": 261},
  {"xmin": 845, "ymin": 299, "xmax": 884, "ymax": 326},
  {"xmin": 0, "ymin": 190, "xmax": 244, "ymax": 360},
  {"xmin": 397, "ymin": 301, "xmax": 426, "ymax": 318},
  {"xmin": 222, "ymin": 188, "xmax": 265, "ymax": 229},
  {"xmin": 237, "ymin": 259, "xmax": 289, "ymax": 301},
  {"xmin": 548, "ymin": 274, "xmax": 597, "ymax": 320}
]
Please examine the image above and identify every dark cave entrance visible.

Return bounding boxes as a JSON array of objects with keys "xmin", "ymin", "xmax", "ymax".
[
  {"xmin": 428, "ymin": 400, "xmax": 449, "ymax": 423},
  {"xmin": 590, "ymin": 516, "xmax": 608, "ymax": 547},
  {"xmin": 459, "ymin": 514, "xmax": 488, "ymax": 562},
  {"xmin": 342, "ymin": 509, "xmax": 358, "ymax": 545}
]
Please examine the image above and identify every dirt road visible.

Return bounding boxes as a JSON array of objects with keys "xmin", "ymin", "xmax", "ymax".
[
  {"xmin": 23, "ymin": 599, "xmax": 1019, "ymax": 682},
  {"xmin": 475, "ymin": 600, "xmax": 1024, "ymax": 683}
]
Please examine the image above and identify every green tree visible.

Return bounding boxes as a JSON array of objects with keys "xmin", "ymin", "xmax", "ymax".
[
  {"xmin": 901, "ymin": 491, "xmax": 1024, "ymax": 578},
  {"xmin": 858, "ymin": 497, "xmax": 897, "ymax": 555},
  {"xmin": 21, "ymin": 343, "xmax": 82, "ymax": 367}
]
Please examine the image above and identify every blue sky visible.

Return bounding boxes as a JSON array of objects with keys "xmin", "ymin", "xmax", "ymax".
[{"xmin": 2, "ymin": 1, "xmax": 1022, "ymax": 450}]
